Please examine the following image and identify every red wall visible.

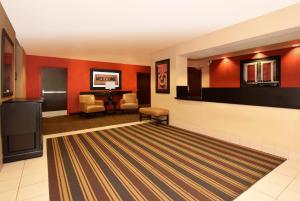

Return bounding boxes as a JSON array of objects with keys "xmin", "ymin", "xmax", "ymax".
[
  {"xmin": 210, "ymin": 47, "xmax": 300, "ymax": 88},
  {"xmin": 26, "ymin": 55, "xmax": 150, "ymax": 113}
]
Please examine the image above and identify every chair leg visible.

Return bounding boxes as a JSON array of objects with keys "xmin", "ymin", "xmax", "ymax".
[{"xmin": 166, "ymin": 115, "xmax": 169, "ymax": 125}]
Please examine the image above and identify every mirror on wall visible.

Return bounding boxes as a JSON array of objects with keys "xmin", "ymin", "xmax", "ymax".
[{"xmin": 1, "ymin": 28, "xmax": 14, "ymax": 97}]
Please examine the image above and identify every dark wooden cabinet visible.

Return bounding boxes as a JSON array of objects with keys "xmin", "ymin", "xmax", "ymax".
[{"xmin": 1, "ymin": 98, "xmax": 43, "ymax": 163}]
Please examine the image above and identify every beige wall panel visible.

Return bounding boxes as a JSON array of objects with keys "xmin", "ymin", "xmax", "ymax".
[{"xmin": 151, "ymin": 3, "xmax": 300, "ymax": 160}]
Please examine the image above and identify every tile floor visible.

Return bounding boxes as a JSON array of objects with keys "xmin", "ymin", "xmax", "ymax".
[{"xmin": 0, "ymin": 121, "xmax": 300, "ymax": 201}]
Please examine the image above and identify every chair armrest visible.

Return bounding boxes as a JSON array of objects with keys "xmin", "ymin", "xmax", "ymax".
[
  {"xmin": 79, "ymin": 102, "xmax": 88, "ymax": 112},
  {"xmin": 120, "ymin": 99, "xmax": 126, "ymax": 105},
  {"xmin": 95, "ymin": 100, "xmax": 104, "ymax": 106}
]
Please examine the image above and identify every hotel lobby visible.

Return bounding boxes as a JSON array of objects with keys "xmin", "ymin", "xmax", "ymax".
[{"xmin": 1, "ymin": 1, "xmax": 300, "ymax": 201}]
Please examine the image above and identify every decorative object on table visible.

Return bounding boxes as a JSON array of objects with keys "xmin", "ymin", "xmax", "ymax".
[
  {"xmin": 240, "ymin": 56, "xmax": 280, "ymax": 87},
  {"xmin": 90, "ymin": 69, "xmax": 121, "ymax": 90},
  {"xmin": 120, "ymin": 93, "xmax": 139, "ymax": 112},
  {"xmin": 105, "ymin": 81, "xmax": 116, "ymax": 103},
  {"xmin": 155, "ymin": 59, "xmax": 170, "ymax": 93},
  {"xmin": 79, "ymin": 94, "xmax": 105, "ymax": 117},
  {"xmin": 1, "ymin": 28, "xmax": 14, "ymax": 97}
]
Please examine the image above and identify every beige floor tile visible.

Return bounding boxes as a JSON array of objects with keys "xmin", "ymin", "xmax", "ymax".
[
  {"xmin": 23, "ymin": 193, "xmax": 49, "ymax": 201},
  {"xmin": 253, "ymin": 178, "xmax": 287, "ymax": 198},
  {"xmin": 281, "ymin": 160, "xmax": 300, "ymax": 171},
  {"xmin": 277, "ymin": 189, "xmax": 300, "ymax": 201},
  {"xmin": 237, "ymin": 188, "xmax": 274, "ymax": 201},
  {"xmin": 0, "ymin": 161, "xmax": 24, "ymax": 181},
  {"xmin": 0, "ymin": 189, "xmax": 18, "ymax": 201},
  {"xmin": 1, "ymin": 161, "xmax": 24, "ymax": 170},
  {"xmin": 273, "ymin": 165, "xmax": 300, "ymax": 178},
  {"xmin": 295, "ymin": 174, "xmax": 300, "ymax": 182},
  {"xmin": 22, "ymin": 159, "xmax": 43, "ymax": 176},
  {"xmin": 0, "ymin": 179, "xmax": 20, "ymax": 193},
  {"xmin": 264, "ymin": 172, "xmax": 294, "ymax": 186},
  {"xmin": 17, "ymin": 181, "xmax": 49, "ymax": 201},
  {"xmin": 286, "ymin": 179, "xmax": 300, "ymax": 194},
  {"xmin": 20, "ymin": 171, "xmax": 45, "ymax": 187}
]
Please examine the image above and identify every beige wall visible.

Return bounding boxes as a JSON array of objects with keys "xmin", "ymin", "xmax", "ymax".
[
  {"xmin": 151, "ymin": 3, "xmax": 300, "ymax": 160},
  {"xmin": 0, "ymin": 2, "xmax": 16, "ymax": 169}
]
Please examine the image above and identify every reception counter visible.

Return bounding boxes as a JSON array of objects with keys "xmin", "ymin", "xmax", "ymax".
[{"xmin": 176, "ymin": 86, "xmax": 300, "ymax": 109}]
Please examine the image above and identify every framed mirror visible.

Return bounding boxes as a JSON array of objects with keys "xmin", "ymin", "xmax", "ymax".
[{"xmin": 1, "ymin": 28, "xmax": 14, "ymax": 97}]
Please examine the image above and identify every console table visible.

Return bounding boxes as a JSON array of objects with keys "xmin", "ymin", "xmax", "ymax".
[
  {"xmin": 80, "ymin": 90, "xmax": 131, "ymax": 99},
  {"xmin": 104, "ymin": 101, "xmax": 117, "ymax": 113}
]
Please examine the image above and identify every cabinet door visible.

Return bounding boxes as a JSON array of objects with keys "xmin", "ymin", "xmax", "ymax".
[{"xmin": 2, "ymin": 102, "xmax": 37, "ymax": 136}]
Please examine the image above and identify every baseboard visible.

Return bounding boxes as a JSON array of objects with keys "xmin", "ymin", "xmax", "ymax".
[
  {"xmin": 69, "ymin": 112, "xmax": 80, "ymax": 116},
  {"xmin": 42, "ymin": 110, "xmax": 67, "ymax": 118}
]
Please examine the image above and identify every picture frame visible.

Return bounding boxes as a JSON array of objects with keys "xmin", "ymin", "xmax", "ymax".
[
  {"xmin": 240, "ymin": 56, "xmax": 280, "ymax": 87},
  {"xmin": 155, "ymin": 59, "xmax": 170, "ymax": 93},
  {"xmin": 90, "ymin": 69, "xmax": 122, "ymax": 90},
  {"xmin": 1, "ymin": 28, "xmax": 14, "ymax": 97}
]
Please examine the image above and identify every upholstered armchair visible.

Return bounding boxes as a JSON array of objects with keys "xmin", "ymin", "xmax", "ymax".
[
  {"xmin": 79, "ymin": 95, "xmax": 105, "ymax": 116},
  {"xmin": 120, "ymin": 93, "xmax": 139, "ymax": 111}
]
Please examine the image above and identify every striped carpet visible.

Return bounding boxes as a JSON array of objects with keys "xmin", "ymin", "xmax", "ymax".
[{"xmin": 47, "ymin": 123, "xmax": 285, "ymax": 201}]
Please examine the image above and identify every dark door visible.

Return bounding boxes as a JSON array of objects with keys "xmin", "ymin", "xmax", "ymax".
[
  {"xmin": 41, "ymin": 67, "xmax": 67, "ymax": 112},
  {"xmin": 188, "ymin": 67, "xmax": 202, "ymax": 97},
  {"xmin": 137, "ymin": 73, "xmax": 150, "ymax": 105}
]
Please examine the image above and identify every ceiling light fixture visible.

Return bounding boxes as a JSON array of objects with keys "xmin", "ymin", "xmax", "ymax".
[{"xmin": 292, "ymin": 44, "xmax": 300, "ymax": 47}]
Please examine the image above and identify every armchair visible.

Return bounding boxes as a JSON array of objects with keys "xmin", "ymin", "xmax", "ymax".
[
  {"xmin": 120, "ymin": 93, "xmax": 139, "ymax": 112},
  {"xmin": 79, "ymin": 95, "xmax": 105, "ymax": 117}
]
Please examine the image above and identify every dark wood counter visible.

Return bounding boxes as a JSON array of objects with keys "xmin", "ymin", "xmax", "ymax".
[
  {"xmin": 176, "ymin": 86, "xmax": 300, "ymax": 109},
  {"xmin": 1, "ymin": 98, "xmax": 43, "ymax": 162},
  {"xmin": 80, "ymin": 90, "xmax": 131, "ymax": 98}
]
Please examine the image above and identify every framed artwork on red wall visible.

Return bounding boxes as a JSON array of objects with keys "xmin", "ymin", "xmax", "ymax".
[
  {"xmin": 90, "ymin": 69, "xmax": 122, "ymax": 90},
  {"xmin": 155, "ymin": 59, "xmax": 170, "ymax": 93},
  {"xmin": 240, "ymin": 56, "xmax": 280, "ymax": 87}
]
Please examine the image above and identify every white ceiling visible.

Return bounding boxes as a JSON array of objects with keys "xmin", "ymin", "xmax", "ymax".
[{"xmin": 1, "ymin": 0, "xmax": 300, "ymax": 65}]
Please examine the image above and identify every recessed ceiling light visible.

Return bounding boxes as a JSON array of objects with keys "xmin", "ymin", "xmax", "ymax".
[
  {"xmin": 292, "ymin": 44, "xmax": 300, "ymax": 47},
  {"xmin": 221, "ymin": 57, "xmax": 227, "ymax": 59}
]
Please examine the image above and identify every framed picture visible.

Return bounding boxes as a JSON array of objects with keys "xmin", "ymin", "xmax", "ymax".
[
  {"xmin": 1, "ymin": 28, "xmax": 14, "ymax": 97},
  {"xmin": 90, "ymin": 69, "xmax": 122, "ymax": 90},
  {"xmin": 240, "ymin": 56, "xmax": 280, "ymax": 87},
  {"xmin": 155, "ymin": 59, "xmax": 170, "ymax": 93}
]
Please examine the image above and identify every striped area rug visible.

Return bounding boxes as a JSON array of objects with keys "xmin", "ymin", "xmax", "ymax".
[{"xmin": 47, "ymin": 123, "xmax": 285, "ymax": 201}]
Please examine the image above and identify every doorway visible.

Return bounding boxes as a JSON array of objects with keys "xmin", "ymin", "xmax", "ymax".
[
  {"xmin": 41, "ymin": 67, "xmax": 67, "ymax": 117},
  {"xmin": 187, "ymin": 67, "xmax": 202, "ymax": 97},
  {"xmin": 137, "ymin": 73, "xmax": 150, "ymax": 105}
]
